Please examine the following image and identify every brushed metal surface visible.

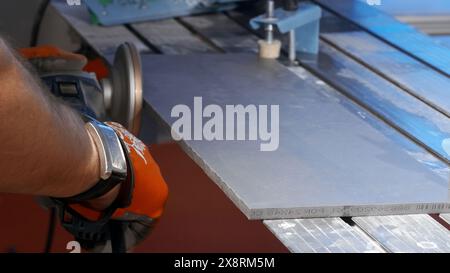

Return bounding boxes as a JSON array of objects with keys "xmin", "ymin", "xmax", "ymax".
[
  {"xmin": 314, "ymin": 0, "xmax": 450, "ymax": 77},
  {"xmin": 51, "ymin": 1, "xmax": 150, "ymax": 57},
  {"xmin": 353, "ymin": 214, "xmax": 450, "ymax": 252},
  {"xmin": 264, "ymin": 218, "xmax": 385, "ymax": 253},
  {"xmin": 179, "ymin": 14, "xmax": 259, "ymax": 53},
  {"xmin": 321, "ymin": 31, "xmax": 450, "ymax": 119},
  {"xmin": 297, "ymin": 39, "xmax": 450, "ymax": 164},
  {"xmin": 142, "ymin": 53, "xmax": 450, "ymax": 219},
  {"xmin": 222, "ymin": 11, "xmax": 450, "ymax": 165},
  {"xmin": 130, "ymin": 19, "xmax": 215, "ymax": 55}
]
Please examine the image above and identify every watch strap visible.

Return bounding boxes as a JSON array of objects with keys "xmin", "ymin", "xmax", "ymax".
[
  {"xmin": 58, "ymin": 137, "xmax": 133, "ymax": 204},
  {"xmin": 55, "ymin": 118, "xmax": 128, "ymax": 203},
  {"xmin": 58, "ymin": 171, "xmax": 125, "ymax": 203}
]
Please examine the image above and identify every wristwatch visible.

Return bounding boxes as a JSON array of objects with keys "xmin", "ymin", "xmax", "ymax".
[
  {"xmin": 50, "ymin": 119, "xmax": 134, "ymax": 247},
  {"xmin": 60, "ymin": 119, "xmax": 128, "ymax": 203}
]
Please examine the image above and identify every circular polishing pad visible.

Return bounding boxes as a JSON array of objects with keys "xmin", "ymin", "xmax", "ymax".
[{"xmin": 109, "ymin": 42, "xmax": 143, "ymax": 135}]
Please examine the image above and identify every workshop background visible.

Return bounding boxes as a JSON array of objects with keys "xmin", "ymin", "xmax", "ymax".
[
  {"xmin": 0, "ymin": 0, "xmax": 45, "ymax": 46},
  {"xmin": 3, "ymin": 0, "xmax": 450, "ymax": 253},
  {"xmin": 0, "ymin": 1, "xmax": 287, "ymax": 253}
]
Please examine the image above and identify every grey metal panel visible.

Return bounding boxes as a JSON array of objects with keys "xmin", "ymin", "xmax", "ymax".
[
  {"xmin": 222, "ymin": 10, "xmax": 450, "ymax": 165},
  {"xmin": 297, "ymin": 39, "xmax": 450, "ymax": 164},
  {"xmin": 142, "ymin": 53, "xmax": 450, "ymax": 219},
  {"xmin": 442, "ymin": 214, "xmax": 450, "ymax": 225},
  {"xmin": 51, "ymin": 1, "xmax": 150, "ymax": 57},
  {"xmin": 353, "ymin": 215, "xmax": 450, "ymax": 252},
  {"xmin": 130, "ymin": 19, "xmax": 216, "ymax": 55},
  {"xmin": 264, "ymin": 218, "xmax": 385, "ymax": 253},
  {"xmin": 314, "ymin": 0, "xmax": 450, "ymax": 77},
  {"xmin": 321, "ymin": 31, "xmax": 450, "ymax": 119},
  {"xmin": 225, "ymin": 11, "xmax": 450, "ymax": 165},
  {"xmin": 179, "ymin": 14, "xmax": 259, "ymax": 53},
  {"xmin": 212, "ymin": 13, "xmax": 450, "ymax": 248}
]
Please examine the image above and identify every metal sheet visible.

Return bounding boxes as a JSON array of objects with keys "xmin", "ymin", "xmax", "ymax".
[
  {"xmin": 223, "ymin": 11, "xmax": 450, "ymax": 164},
  {"xmin": 321, "ymin": 31, "xmax": 450, "ymax": 119},
  {"xmin": 442, "ymin": 214, "xmax": 450, "ymax": 225},
  {"xmin": 51, "ymin": 1, "xmax": 150, "ymax": 58},
  {"xmin": 353, "ymin": 215, "xmax": 450, "ymax": 253},
  {"xmin": 264, "ymin": 218, "xmax": 385, "ymax": 253},
  {"xmin": 206, "ymin": 15, "xmax": 450, "ymax": 162},
  {"xmin": 297, "ymin": 40, "xmax": 450, "ymax": 164},
  {"xmin": 184, "ymin": 13, "xmax": 450, "ymax": 250},
  {"xmin": 314, "ymin": 0, "xmax": 450, "ymax": 77},
  {"xmin": 224, "ymin": 10, "xmax": 450, "ymax": 165},
  {"xmin": 142, "ymin": 53, "xmax": 450, "ymax": 219},
  {"xmin": 179, "ymin": 14, "xmax": 259, "ymax": 53},
  {"xmin": 130, "ymin": 19, "xmax": 216, "ymax": 55}
]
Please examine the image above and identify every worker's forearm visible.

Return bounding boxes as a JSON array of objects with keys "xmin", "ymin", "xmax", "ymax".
[{"xmin": 0, "ymin": 39, "xmax": 100, "ymax": 198}]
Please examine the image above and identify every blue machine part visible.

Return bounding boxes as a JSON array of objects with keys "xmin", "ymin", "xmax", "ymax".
[
  {"xmin": 250, "ymin": 2, "xmax": 321, "ymax": 54},
  {"xmin": 84, "ymin": 0, "xmax": 250, "ymax": 26},
  {"xmin": 41, "ymin": 74, "xmax": 105, "ymax": 120}
]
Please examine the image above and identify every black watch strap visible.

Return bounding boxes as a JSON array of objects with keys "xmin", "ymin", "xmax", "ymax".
[
  {"xmin": 49, "ymin": 138, "xmax": 135, "ymax": 249},
  {"xmin": 59, "ymin": 172, "xmax": 125, "ymax": 203},
  {"xmin": 55, "ymin": 118, "xmax": 128, "ymax": 203},
  {"xmin": 58, "ymin": 136, "xmax": 130, "ymax": 203}
]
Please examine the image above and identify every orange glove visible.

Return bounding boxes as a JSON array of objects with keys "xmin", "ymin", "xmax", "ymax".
[
  {"xmin": 21, "ymin": 45, "xmax": 109, "ymax": 79},
  {"xmin": 69, "ymin": 122, "xmax": 169, "ymax": 251},
  {"xmin": 20, "ymin": 45, "xmax": 87, "ymax": 72}
]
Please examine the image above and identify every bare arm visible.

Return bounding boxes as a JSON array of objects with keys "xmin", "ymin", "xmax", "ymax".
[{"xmin": 0, "ymin": 38, "xmax": 100, "ymax": 198}]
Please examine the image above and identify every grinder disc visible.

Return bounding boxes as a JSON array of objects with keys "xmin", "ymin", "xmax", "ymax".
[{"xmin": 109, "ymin": 42, "xmax": 143, "ymax": 135}]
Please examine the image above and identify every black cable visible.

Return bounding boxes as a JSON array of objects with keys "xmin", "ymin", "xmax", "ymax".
[
  {"xmin": 44, "ymin": 207, "xmax": 57, "ymax": 253},
  {"xmin": 30, "ymin": 0, "xmax": 51, "ymax": 47},
  {"xmin": 110, "ymin": 221, "xmax": 127, "ymax": 253}
]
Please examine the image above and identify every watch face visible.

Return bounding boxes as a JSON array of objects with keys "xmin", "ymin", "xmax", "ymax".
[{"xmin": 86, "ymin": 121, "xmax": 127, "ymax": 180}]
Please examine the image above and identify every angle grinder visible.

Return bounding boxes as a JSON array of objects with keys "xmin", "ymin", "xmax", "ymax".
[
  {"xmin": 39, "ymin": 42, "xmax": 143, "ymax": 135},
  {"xmin": 26, "ymin": 42, "xmax": 143, "ymax": 253}
]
